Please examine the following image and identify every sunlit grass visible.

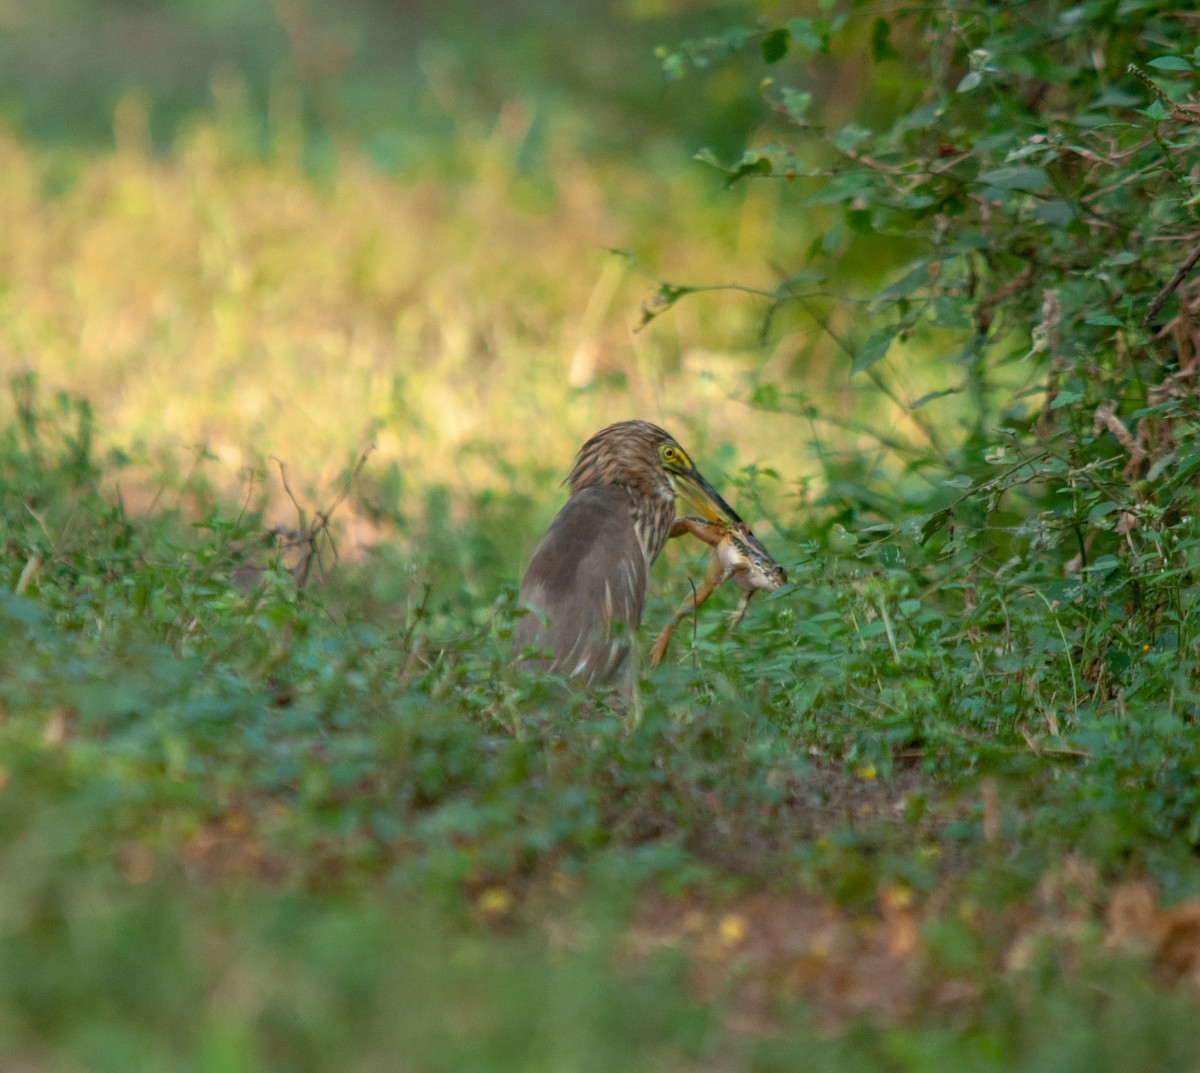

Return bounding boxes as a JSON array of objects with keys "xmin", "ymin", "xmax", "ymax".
[
  {"xmin": 1, "ymin": 102, "xmax": 755, "ymax": 491},
  {"xmin": 0, "ymin": 73, "xmax": 996, "ymax": 576}
]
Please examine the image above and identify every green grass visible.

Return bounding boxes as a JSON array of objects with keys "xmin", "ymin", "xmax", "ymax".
[{"xmin": 4, "ymin": 358, "xmax": 1200, "ymax": 1070}]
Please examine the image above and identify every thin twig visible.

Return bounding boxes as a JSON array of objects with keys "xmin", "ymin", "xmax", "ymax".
[
  {"xmin": 1141, "ymin": 239, "xmax": 1200, "ymax": 327},
  {"xmin": 974, "ymin": 262, "xmax": 1035, "ymax": 335},
  {"xmin": 271, "ymin": 456, "xmax": 307, "ymax": 530},
  {"xmin": 269, "ymin": 446, "xmax": 375, "ymax": 587}
]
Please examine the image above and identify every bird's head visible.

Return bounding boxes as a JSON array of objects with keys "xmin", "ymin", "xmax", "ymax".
[{"xmin": 567, "ymin": 420, "xmax": 743, "ymax": 526}]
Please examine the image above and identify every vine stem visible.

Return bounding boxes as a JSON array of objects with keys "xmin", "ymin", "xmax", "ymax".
[{"xmin": 1142, "ymin": 239, "xmax": 1200, "ymax": 327}]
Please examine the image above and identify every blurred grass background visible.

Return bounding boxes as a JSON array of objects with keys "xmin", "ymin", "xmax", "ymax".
[{"xmin": 0, "ymin": 0, "xmax": 963, "ymax": 564}]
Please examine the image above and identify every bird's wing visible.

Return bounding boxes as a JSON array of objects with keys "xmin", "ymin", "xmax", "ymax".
[{"xmin": 514, "ymin": 485, "xmax": 647, "ymax": 684}]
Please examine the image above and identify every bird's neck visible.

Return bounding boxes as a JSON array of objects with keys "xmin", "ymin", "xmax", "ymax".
[{"xmin": 628, "ymin": 486, "xmax": 674, "ymax": 566}]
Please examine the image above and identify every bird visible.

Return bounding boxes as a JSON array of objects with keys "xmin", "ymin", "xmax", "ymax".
[
  {"xmin": 649, "ymin": 516, "xmax": 787, "ymax": 668},
  {"xmin": 513, "ymin": 420, "xmax": 743, "ymax": 688}
]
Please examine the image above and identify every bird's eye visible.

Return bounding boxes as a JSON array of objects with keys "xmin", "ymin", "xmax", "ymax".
[{"xmin": 661, "ymin": 444, "xmax": 679, "ymax": 463}]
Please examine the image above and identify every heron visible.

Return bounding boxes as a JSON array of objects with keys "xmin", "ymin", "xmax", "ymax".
[{"xmin": 513, "ymin": 420, "xmax": 743, "ymax": 688}]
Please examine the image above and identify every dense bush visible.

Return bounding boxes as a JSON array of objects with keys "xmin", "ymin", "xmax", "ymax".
[{"xmin": 652, "ymin": 0, "xmax": 1200, "ymax": 843}]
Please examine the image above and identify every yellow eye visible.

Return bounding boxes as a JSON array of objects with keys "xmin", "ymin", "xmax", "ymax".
[{"xmin": 661, "ymin": 444, "xmax": 681, "ymax": 464}]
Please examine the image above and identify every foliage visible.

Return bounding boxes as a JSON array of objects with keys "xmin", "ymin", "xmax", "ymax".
[
  {"xmin": 1, "ymin": 358, "xmax": 1199, "ymax": 1069},
  {"xmin": 654, "ymin": 0, "xmax": 1200, "ymax": 844}
]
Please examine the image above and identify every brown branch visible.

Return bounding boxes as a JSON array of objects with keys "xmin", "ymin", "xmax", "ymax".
[
  {"xmin": 974, "ymin": 261, "xmax": 1035, "ymax": 335},
  {"xmin": 271, "ymin": 456, "xmax": 306, "ymax": 530},
  {"xmin": 1035, "ymin": 291, "xmax": 1065, "ymax": 438},
  {"xmin": 1066, "ymin": 136, "xmax": 1155, "ymax": 168},
  {"xmin": 268, "ymin": 446, "xmax": 375, "ymax": 587},
  {"xmin": 1142, "ymin": 240, "xmax": 1200, "ymax": 327}
]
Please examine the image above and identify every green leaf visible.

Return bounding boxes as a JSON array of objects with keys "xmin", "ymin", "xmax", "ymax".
[
  {"xmin": 1083, "ymin": 555, "xmax": 1120, "ymax": 577},
  {"xmin": 930, "ymin": 297, "xmax": 971, "ymax": 329},
  {"xmin": 976, "ymin": 166, "xmax": 1049, "ymax": 192},
  {"xmin": 950, "ymin": 231, "xmax": 991, "ymax": 252},
  {"xmin": 655, "ymin": 46, "xmax": 686, "ymax": 80},
  {"xmin": 805, "ymin": 170, "xmax": 875, "ymax": 205},
  {"xmin": 832, "ymin": 124, "xmax": 872, "ymax": 152},
  {"xmin": 0, "ymin": 594, "xmax": 49, "ymax": 626},
  {"xmin": 777, "ymin": 268, "xmax": 826, "ymax": 288},
  {"xmin": 910, "ymin": 387, "xmax": 960, "ymax": 409},
  {"xmin": 852, "ymin": 329, "xmax": 896, "ymax": 374},
  {"xmin": 1033, "ymin": 200, "xmax": 1075, "ymax": 225},
  {"xmin": 1148, "ymin": 56, "xmax": 1192, "ymax": 71},
  {"xmin": 750, "ymin": 381, "xmax": 781, "ymax": 408},
  {"xmin": 727, "ymin": 152, "xmax": 774, "ymax": 185},
  {"xmin": 1049, "ymin": 390, "xmax": 1082, "ymax": 411},
  {"xmin": 780, "ymin": 88, "xmax": 812, "ymax": 120},
  {"xmin": 918, "ymin": 509, "xmax": 952, "ymax": 544},
  {"xmin": 871, "ymin": 18, "xmax": 899, "ymax": 62},
  {"xmin": 786, "ymin": 17, "xmax": 825, "ymax": 52},
  {"xmin": 900, "ymin": 192, "xmax": 936, "ymax": 210},
  {"xmin": 696, "ymin": 147, "xmax": 788, "ymax": 187},
  {"xmin": 877, "ymin": 262, "xmax": 934, "ymax": 302},
  {"xmin": 1088, "ymin": 501, "xmax": 1122, "ymax": 522},
  {"xmin": 762, "ymin": 28, "xmax": 790, "ymax": 64},
  {"xmin": 845, "ymin": 207, "xmax": 874, "ymax": 233},
  {"xmin": 638, "ymin": 283, "xmax": 696, "ymax": 328},
  {"xmin": 1167, "ymin": 446, "xmax": 1200, "ymax": 487}
]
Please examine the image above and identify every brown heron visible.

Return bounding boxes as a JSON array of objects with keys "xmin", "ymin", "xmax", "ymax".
[
  {"xmin": 513, "ymin": 420, "xmax": 742, "ymax": 687},
  {"xmin": 649, "ymin": 517, "xmax": 786, "ymax": 668}
]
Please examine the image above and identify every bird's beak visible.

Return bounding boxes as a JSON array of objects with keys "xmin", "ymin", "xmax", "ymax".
[{"xmin": 669, "ymin": 465, "xmax": 743, "ymax": 527}]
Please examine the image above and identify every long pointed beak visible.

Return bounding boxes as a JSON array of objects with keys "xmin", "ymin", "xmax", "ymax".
[{"xmin": 670, "ymin": 466, "xmax": 743, "ymax": 527}]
